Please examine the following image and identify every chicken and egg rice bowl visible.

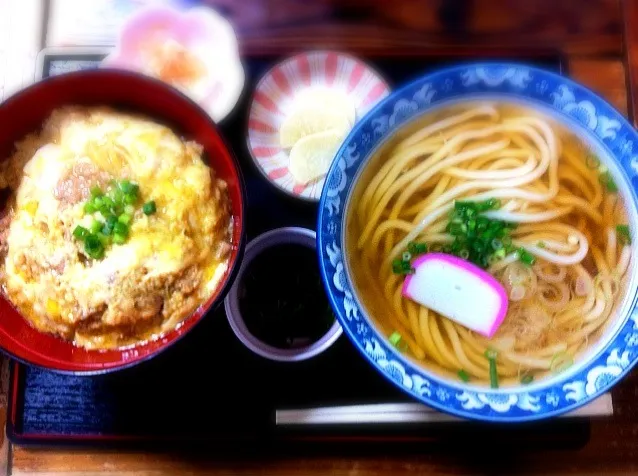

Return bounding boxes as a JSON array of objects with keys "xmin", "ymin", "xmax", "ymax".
[{"xmin": 0, "ymin": 107, "xmax": 233, "ymax": 349}]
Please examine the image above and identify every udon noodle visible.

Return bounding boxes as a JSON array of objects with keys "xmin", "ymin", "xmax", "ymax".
[{"xmin": 347, "ymin": 102, "xmax": 634, "ymax": 386}]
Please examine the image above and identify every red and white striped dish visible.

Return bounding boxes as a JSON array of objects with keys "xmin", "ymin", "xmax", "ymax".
[{"xmin": 247, "ymin": 51, "xmax": 391, "ymax": 201}]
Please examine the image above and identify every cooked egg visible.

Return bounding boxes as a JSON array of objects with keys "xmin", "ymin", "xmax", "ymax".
[{"xmin": 0, "ymin": 107, "xmax": 233, "ymax": 349}]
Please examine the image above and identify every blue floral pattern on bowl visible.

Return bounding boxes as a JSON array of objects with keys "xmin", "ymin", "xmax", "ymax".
[{"xmin": 317, "ymin": 63, "xmax": 638, "ymax": 422}]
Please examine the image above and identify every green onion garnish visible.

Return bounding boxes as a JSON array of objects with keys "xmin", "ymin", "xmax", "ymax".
[
  {"xmin": 436, "ymin": 199, "xmax": 517, "ymax": 269},
  {"xmin": 518, "ymin": 247, "xmax": 536, "ymax": 266},
  {"xmin": 124, "ymin": 193, "xmax": 138, "ymax": 205},
  {"xmin": 90, "ymin": 186, "xmax": 103, "ymax": 198},
  {"xmin": 83, "ymin": 202, "xmax": 97, "ymax": 214},
  {"xmin": 457, "ymin": 369, "xmax": 470, "ymax": 382},
  {"xmin": 402, "ymin": 251, "xmax": 412, "ymax": 262},
  {"xmin": 84, "ymin": 234, "xmax": 105, "ymax": 259},
  {"xmin": 96, "ymin": 232, "xmax": 110, "ymax": 247},
  {"xmin": 76, "ymin": 179, "xmax": 150, "ymax": 258},
  {"xmin": 537, "ymin": 241, "xmax": 546, "ymax": 249},
  {"xmin": 113, "ymin": 221, "xmax": 129, "ymax": 238},
  {"xmin": 585, "ymin": 153, "xmax": 600, "ymax": 169},
  {"xmin": 521, "ymin": 374, "xmax": 534, "ymax": 384},
  {"xmin": 617, "ymin": 224, "xmax": 631, "ymax": 245},
  {"xmin": 407, "ymin": 242, "xmax": 428, "ymax": 255},
  {"xmin": 389, "ymin": 331, "xmax": 402, "ymax": 347},
  {"xmin": 118, "ymin": 180, "xmax": 136, "ymax": 194},
  {"xmin": 484, "ymin": 348, "xmax": 499, "ymax": 389},
  {"xmin": 90, "ymin": 219, "xmax": 102, "ymax": 234},
  {"xmin": 118, "ymin": 214, "xmax": 132, "ymax": 225},
  {"xmin": 72, "ymin": 225, "xmax": 89, "ymax": 241},
  {"xmin": 142, "ymin": 200, "xmax": 156, "ymax": 215},
  {"xmin": 550, "ymin": 352, "xmax": 574, "ymax": 374},
  {"xmin": 599, "ymin": 171, "xmax": 618, "ymax": 192},
  {"xmin": 101, "ymin": 215, "xmax": 117, "ymax": 236},
  {"xmin": 113, "ymin": 233, "xmax": 127, "ymax": 244},
  {"xmin": 392, "ymin": 259, "xmax": 414, "ymax": 275}
]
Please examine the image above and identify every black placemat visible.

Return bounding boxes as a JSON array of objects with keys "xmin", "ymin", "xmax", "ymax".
[{"xmin": 8, "ymin": 49, "xmax": 567, "ymax": 445}]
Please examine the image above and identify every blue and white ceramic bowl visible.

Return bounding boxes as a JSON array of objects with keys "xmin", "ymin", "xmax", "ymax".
[{"xmin": 317, "ymin": 62, "xmax": 638, "ymax": 422}]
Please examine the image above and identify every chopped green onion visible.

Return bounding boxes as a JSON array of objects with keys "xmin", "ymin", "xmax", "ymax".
[
  {"xmin": 142, "ymin": 200, "xmax": 156, "ymax": 215},
  {"xmin": 113, "ymin": 233, "xmax": 127, "ymax": 244},
  {"xmin": 124, "ymin": 193, "xmax": 138, "ymax": 205},
  {"xmin": 518, "ymin": 247, "xmax": 536, "ymax": 266},
  {"xmin": 84, "ymin": 234, "xmax": 104, "ymax": 259},
  {"xmin": 110, "ymin": 187, "xmax": 125, "ymax": 208},
  {"xmin": 118, "ymin": 180, "xmax": 137, "ymax": 194},
  {"xmin": 617, "ymin": 224, "xmax": 631, "ymax": 245},
  {"xmin": 550, "ymin": 352, "xmax": 574, "ymax": 374},
  {"xmin": 101, "ymin": 215, "xmax": 117, "ymax": 235},
  {"xmin": 585, "ymin": 153, "xmax": 600, "ymax": 169},
  {"xmin": 521, "ymin": 374, "xmax": 534, "ymax": 384},
  {"xmin": 73, "ymin": 225, "xmax": 89, "ymax": 241},
  {"xmin": 113, "ymin": 221, "xmax": 129, "ymax": 238},
  {"xmin": 457, "ymin": 369, "xmax": 470, "ymax": 382},
  {"xmin": 118, "ymin": 214, "xmax": 132, "ymax": 225},
  {"xmin": 493, "ymin": 248, "xmax": 506, "ymax": 259},
  {"xmin": 484, "ymin": 348, "xmax": 499, "ymax": 389},
  {"xmin": 402, "ymin": 251, "xmax": 412, "ymax": 262},
  {"xmin": 389, "ymin": 331, "xmax": 402, "ymax": 347},
  {"xmin": 84, "ymin": 202, "xmax": 97, "ymax": 214},
  {"xmin": 100, "ymin": 196, "xmax": 116, "ymax": 213},
  {"xmin": 442, "ymin": 199, "xmax": 517, "ymax": 269},
  {"xmin": 90, "ymin": 220, "xmax": 102, "ymax": 234},
  {"xmin": 407, "ymin": 242, "xmax": 428, "ymax": 255},
  {"xmin": 537, "ymin": 241, "xmax": 546, "ymax": 249},
  {"xmin": 454, "ymin": 200, "xmax": 473, "ymax": 211},
  {"xmin": 391, "ymin": 259, "xmax": 414, "ymax": 275},
  {"xmin": 448, "ymin": 222, "xmax": 464, "ymax": 236},
  {"xmin": 599, "ymin": 171, "xmax": 618, "ymax": 192},
  {"xmin": 96, "ymin": 232, "xmax": 110, "ymax": 246},
  {"xmin": 79, "ymin": 178, "xmax": 152, "ymax": 254}
]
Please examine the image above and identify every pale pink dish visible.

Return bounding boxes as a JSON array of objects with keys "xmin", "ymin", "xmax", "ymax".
[
  {"xmin": 102, "ymin": 5, "xmax": 245, "ymax": 122},
  {"xmin": 402, "ymin": 253, "xmax": 509, "ymax": 338}
]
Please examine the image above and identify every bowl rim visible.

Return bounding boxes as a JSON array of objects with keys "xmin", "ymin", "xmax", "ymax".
[
  {"xmin": 244, "ymin": 49, "xmax": 391, "ymax": 204},
  {"xmin": 0, "ymin": 68, "xmax": 247, "ymax": 375},
  {"xmin": 224, "ymin": 226, "xmax": 342, "ymax": 362},
  {"xmin": 317, "ymin": 61, "xmax": 638, "ymax": 422}
]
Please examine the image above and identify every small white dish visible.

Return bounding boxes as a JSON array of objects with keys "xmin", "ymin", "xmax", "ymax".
[
  {"xmin": 224, "ymin": 227, "xmax": 342, "ymax": 362},
  {"xmin": 101, "ymin": 5, "xmax": 244, "ymax": 123},
  {"xmin": 246, "ymin": 51, "xmax": 390, "ymax": 201}
]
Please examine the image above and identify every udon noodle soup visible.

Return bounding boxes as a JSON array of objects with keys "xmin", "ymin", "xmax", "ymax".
[{"xmin": 346, "ymin": 101, "xmax": 636, "ymax": 387}]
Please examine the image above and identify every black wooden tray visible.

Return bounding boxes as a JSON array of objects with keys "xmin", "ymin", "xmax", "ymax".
[{"xmin": 7, "ymin": 47, "xmax": 592, "ymax": 448}]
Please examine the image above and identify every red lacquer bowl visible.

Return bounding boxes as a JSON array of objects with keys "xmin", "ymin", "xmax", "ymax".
[{"xmin": 0, "ymin": 69, "xmax": 246, "ymax": 374}]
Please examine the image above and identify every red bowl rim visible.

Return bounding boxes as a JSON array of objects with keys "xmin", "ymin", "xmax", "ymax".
[{"xmin": 0, "ymin": 69, "xmax": 247, "ymax": 375}]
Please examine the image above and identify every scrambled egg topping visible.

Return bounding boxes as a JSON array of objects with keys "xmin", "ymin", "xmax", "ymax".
[{"xmin": 0, "ymin": 108, "xmax": 232, "ymax": 349}]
